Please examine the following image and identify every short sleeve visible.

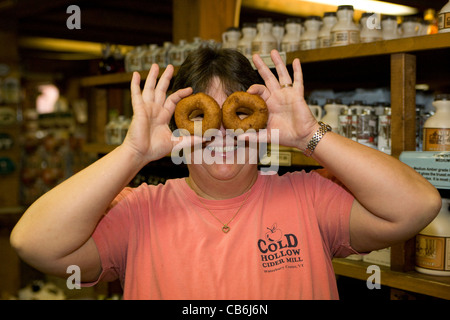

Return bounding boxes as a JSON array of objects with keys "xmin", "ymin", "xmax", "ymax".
[
  {"xmin": 83, "ymin": 187, "xmax": 136, "ymax": 286},
  {"xmin": 289, "ymin": 170, "xmax": 358, "ymax": 258}
]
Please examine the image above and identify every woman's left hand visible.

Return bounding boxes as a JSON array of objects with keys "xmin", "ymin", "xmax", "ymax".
[{"xmin": 248, "ymin": 50, "xmax": 319, "ymax": 151}]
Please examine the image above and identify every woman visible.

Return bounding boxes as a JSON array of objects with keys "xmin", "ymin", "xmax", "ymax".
[{"xmin": 11, "ymin": 47, "xmax": 441, "ymax": 299}]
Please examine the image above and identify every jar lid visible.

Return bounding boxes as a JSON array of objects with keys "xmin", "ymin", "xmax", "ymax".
[
  {"xmin": 323, "ymin": 12, "xmax": 337, "ymax": 17},
  {"xmin": 305, "ymin": 15, "xmax": 322, "ymax": 21},
  {"xmin": 362, "ymin": 12, "xmax": 376, "ymax": 18},
  {"xmin": 337, "ymin": 5, "xmax": 354, "ymax": 11},
  {"xmin": 286, "ymin": 17, "xmax": 302, "ymax": 24},
  {"xmin": 382, "ymin": 14, "xmax": 397, "ymax": 21},
  {"xmin": 242, "ymin": 22, "xmax": 256, "ymax": 28}
]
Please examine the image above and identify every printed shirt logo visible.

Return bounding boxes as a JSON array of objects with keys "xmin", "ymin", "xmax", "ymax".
[{"xmin": 257, "ymin": 223, "xmax": 304, "ymax": 272}]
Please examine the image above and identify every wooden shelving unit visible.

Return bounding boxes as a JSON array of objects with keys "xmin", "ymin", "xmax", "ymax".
[
  {"xmin": 333, "ymin": 258, "xmax": 450, "ymax": 300},
  {"xmin": 77, "ymin": 32, "xmax": 450, "ymax": 299}
]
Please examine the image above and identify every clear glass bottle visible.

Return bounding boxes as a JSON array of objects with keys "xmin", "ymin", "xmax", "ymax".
[
  {"xmin": 357, "ymin": 107, "xmax": 378, "ymax": 149},
  {"xmin": 169, "ymin": 39, "xmax": 188, "ymax": 66},
  {"xmin": 142, "ymin": 44, "xmax": 159, "ymax": 71},
  {"xmin": 222, "ymin": 27, "xmax": 241, "ymax": 50},
  {"xmin": 360, "ymin": 13, "xmax": 382, "ymax": 43},
  {"xmin": 401, "ymin": 16, "xmax": 421, "ymax": 38},
  {"xmin": 318, "ymin": 12, "xmax": 337, "ymax": 48},
  {"xmin": 272, "ymin": 21, "xmax": 285, "ymax": 51},
  {"xmin": 377, "ymin": 107, "xmax": 391, "ymax": 154},
  {"xmin": 381, "ymin": 15, "xmax": 399, "ymax": 40},
  {"xmin": 281, "ymin": 18, "xmax": 302, "ymax": 52},
  {"xmin": 438, "ymin": 0, "xmax": 450, "ymax": 33},
  {"xmin": 128, "ymin": 45, "xmax": 144, "ymax": 72},
  {"xmin": 185, "ymin": 37, "xmax": 203, "ymax": 57},
  {"xmin": 252, "ymin": 18, "xmax": 277, "ymax": 55},
  {"xmin": 330, "ymin": 5, "xmax": 360, "ymax": 46},
  {"xmin": 300, "ymin": 16, "xmax": 322, "ymax": 50},
  {"xmin": 156, "ymin": 41, "xmax": 172, "ymax": 68},
  {"xmin": 238, "ymin": 23, "xmax": 257, "ymax": 57}
]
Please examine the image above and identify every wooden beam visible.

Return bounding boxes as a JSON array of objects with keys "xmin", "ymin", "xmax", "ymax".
[
  {"xmin": 390, "ymin": 53, "xmax": 416, "ymax": 159},
  {"xmin": 389, "ymin": 52, "xmax": 416, "ymax": 273},
  {"xmin": 173, "ymin": 0, "xmax": 240, "ymax": 43}
]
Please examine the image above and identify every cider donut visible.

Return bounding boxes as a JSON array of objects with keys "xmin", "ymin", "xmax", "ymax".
[
  {"xmin": 222, "ymin": 92, "xmax": 268, "ymax": 131},
  {"xmin": 174, "ymin": 93, "xmax": 222, "ymax": 136}
]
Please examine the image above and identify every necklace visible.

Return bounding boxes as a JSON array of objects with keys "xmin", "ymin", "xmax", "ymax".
[{"xmin": 197, "ymin": 191, "xmax": 251, "ymax": 233}]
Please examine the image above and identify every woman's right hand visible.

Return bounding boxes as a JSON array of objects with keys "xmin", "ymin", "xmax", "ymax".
[{"xmin": 123, "ymin": 63, "xmax": 199, "ymax": 165}]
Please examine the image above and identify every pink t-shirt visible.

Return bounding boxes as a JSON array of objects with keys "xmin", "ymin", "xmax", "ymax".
[{"xmin": 87, "ymin": 171, "xmax": 356, "ymax": 299}]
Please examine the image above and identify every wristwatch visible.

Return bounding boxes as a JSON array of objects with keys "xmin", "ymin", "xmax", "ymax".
[{"xmin": 304, "ymin": 121, "xmax": 332, "ymax": 157}]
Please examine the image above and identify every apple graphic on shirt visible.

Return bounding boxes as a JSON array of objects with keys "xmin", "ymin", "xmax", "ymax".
[{"xmin": 265, "ymin": 223, "xmax": 282, "ymax": 242}]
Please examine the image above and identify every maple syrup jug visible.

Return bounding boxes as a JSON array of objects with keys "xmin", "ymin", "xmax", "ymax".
[
  {"xmin": 423, "ymin": 94, "xmax": 450, "ymax": 151},
  {"xmin": 416, "ymin": 196, "xmax": 450, "ymax": 276}
]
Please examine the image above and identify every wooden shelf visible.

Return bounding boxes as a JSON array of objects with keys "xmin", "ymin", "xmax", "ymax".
[
  {"xmin": 333, "ymin": 258, "xmax": 450, "ymax": 300},
  {"xmin": 286, "ymin": 32, "xmax": 450, "ymax": 63}
]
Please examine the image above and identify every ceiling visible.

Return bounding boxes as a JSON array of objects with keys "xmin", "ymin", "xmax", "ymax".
[{"xmin": 0, "ymin": 0, "xmax": 447, "ymax": 78}]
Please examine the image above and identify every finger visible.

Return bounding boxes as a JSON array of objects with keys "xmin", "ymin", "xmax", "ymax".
[
  {"xmin": 163, "ymin": 87, "xmax": 193, "ymax": 118},
  {"xmin": 252, "ymin": 53, "xmax": 279, "ymax": 92},
  {"xmin": 247, "ymin": 84, "xmax": 271, "ymax": 102},
  {"xmin": 142, "ymin": 63, "xmax": 160, "ymax": 102},
  {"xmin": 271, "ymin": 50, "xmax": 292, "ymax": 87},
  {"xmin": 154, "ymin": 64, "xmax": 174, "ymax": 106},
  {"xmin": 130, "ymin": 72, "xmax": 145, "ymax": 111},
  {"xmin": 292, "ymin": 58, "xmax": 304, "ymax": 95}
]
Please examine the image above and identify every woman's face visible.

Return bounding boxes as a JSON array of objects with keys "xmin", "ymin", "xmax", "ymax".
[{"xmin": 186, "ymin": 77, "xmax": 259, "ymax": 182}]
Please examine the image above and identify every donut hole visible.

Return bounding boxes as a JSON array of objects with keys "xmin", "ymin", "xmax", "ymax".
[
  {"xmin": 188, "ymin": 109, "xmax": 204, "ymax": 121},
  {"xmin": 236, "ymin": 107, "xmax": 254, "ymax": 120}
]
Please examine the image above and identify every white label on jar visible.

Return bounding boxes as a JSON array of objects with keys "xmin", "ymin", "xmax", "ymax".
[
  {"xmin": 423, "ymin": 128, "xmax": 450, "ymax": 151},
  {"xmin": 331, "ymin": 30, "xmax": 360, "ymax": 46},
  {"xmin": 416, "ymin": 234, "xmax": 450, "ymax": 271},
  {"xmin": 318, "ymin": 36, "xmax": 331, "ymax": 48}
]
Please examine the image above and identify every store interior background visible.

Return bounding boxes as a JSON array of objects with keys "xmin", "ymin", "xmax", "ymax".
[{"xmin": 0, "ymin": 0, "xmax": 449, "ymax": 300}]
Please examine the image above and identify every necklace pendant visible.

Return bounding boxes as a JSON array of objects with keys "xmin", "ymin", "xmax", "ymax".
[{"xmin": 222, "ymin": 225, "xmax": 230, "ymax": 233}]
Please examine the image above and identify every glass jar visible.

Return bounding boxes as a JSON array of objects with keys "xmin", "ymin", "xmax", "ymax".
[
  {"xmin": 252, "ymin": 18, "xmax": 278, "ymax": 55},
  {"xmin": 300, "ymin": 16, "xmax": 322, "ymax": 50},
  {"xmin": 360, "ymin": 12, "xmax": 382, "ymax": 42},
  {"xmin": 238, "ymin": 23, "xmax": 257, "ymax": 57},
  {"xmin": 330, "ymin": 5, "xmax": 360, "ymax": 46},
  {"xmin": 281, "ymin": 18, "xmax": 302, "ymax": 52},
  {"xmin": 318, "ymin": 12, "xmax": 337, "ymax": 48}
]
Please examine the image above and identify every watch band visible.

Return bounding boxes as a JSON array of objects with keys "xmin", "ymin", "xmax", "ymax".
[{"xmin": 304, "ymin": 121, "xmax": 332, "ymax": 157}]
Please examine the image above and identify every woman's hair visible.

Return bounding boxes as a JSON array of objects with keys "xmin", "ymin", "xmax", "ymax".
[{"xmin": 172, "ymin": 46, "xmax": 262, "ymax": 95}]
